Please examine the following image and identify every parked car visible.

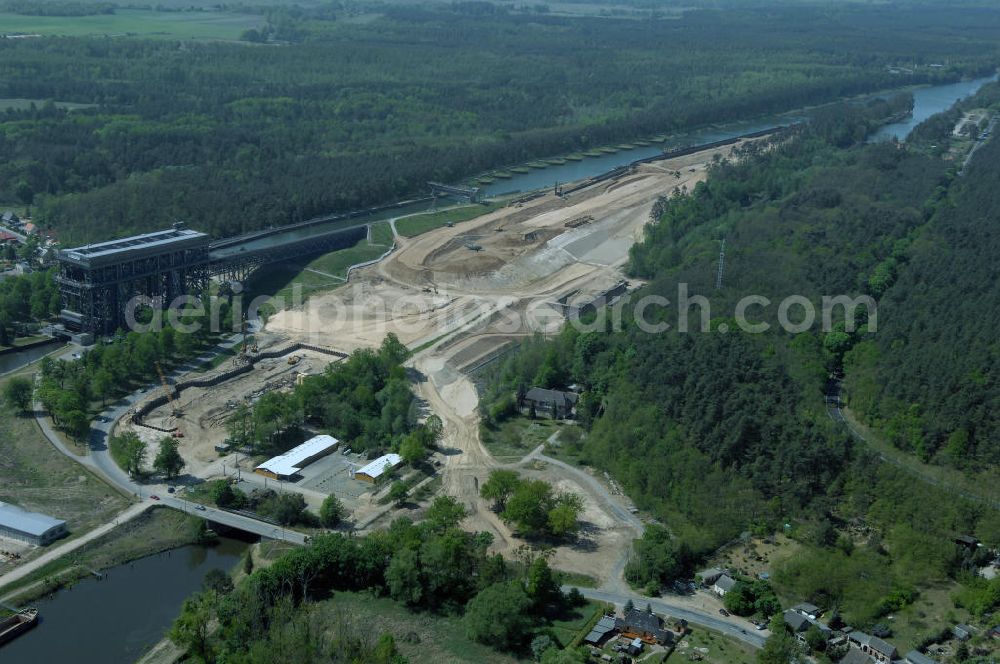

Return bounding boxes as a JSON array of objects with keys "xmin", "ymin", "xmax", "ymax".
[
  {"xmin": 719, "ymin": 608, "xmax": 730, "ymax": 617},
  {"xmin": 150, "ymin": 495, "xmax": 160, "ymax": 501},
  {"xmin": 167, "ymin": 487, "xmax": 175, "ymax": 494}
]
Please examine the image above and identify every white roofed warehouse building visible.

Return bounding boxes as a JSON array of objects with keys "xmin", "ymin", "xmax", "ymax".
[
  {"xmin": 255, "ymin": 434, "xmax": 339, "ymax": 480},
  {"xmin": 0, "ymin": 502, "xmax": 68, "ymax": 546},
  {"xmin": 353, "ymin": 453, "xmax": 402, "ymax": 483}
]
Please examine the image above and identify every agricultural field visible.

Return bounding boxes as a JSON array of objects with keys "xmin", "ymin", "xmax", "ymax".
[{"xmin": 0, "ymin": 9, "xmax": 264, "ymax": 41}]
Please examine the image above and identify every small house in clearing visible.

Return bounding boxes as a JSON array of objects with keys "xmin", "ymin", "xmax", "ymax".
[
  {"xmin": 353, "ymin": 453, "xmax": 402, "ymax": 483},
  {"xmin": 696, "ymin": 567, "xmax": 726, "ymax": 586},
  {"xmin": 848, "ymin": 631, "xmax": 898, "ymax": 663},
  {"xmin": 711, "ymin": 574, "xmax": 737, "ymax": 596},
  {"xmin": 615, "ymin": 608, "xmax": 672, "ymax": 645},
  {"xmin": 518, "ymin": 387, "xmax": 578, "ymax": 419}
]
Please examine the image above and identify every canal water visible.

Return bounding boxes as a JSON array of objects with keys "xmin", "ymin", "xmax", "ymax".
[
  {"xmin": 479, "ymin": 115, "xmax": 791, "ymax": 197},
  {"xmin": 0, "ymin": 340, "xmax": 63, "ymax": 376},
  {"xmin": 1, "ymin": 539, "xmax": 247, "ymax": 664},
  {"xmin": 869, "ymin": 74, "xmax": 998, "ymax": 142},
  {"xmin": 480, "ymin": 75, "xmax": 998, "ymax": 197}
]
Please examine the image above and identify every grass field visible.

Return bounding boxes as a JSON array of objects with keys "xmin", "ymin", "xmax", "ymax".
[
  {"xmin": 312, "ymin": 592, "xmax": 602, "ymax": 662},
  {"xmin": 668, "ymin": 627, "xmax": 757, "ymax": 664},
  {"xmin": 395, "ymin": 203, "xmax": 501, "ymax": 238},
  {"xmin": 0, "ymin": 507, "xmax": 203, "ymax": 603},
  {"xmin": 0, "ymin": 373, "xmax": 129, "ymax": 573},
  {"xmin": 0, "ymin": 9, "xmax": 263, "ymax": 41},
  {"xmin": 247, "ymin": 221, "xmax": 392, "ymax": 309},
  {"xmin": 480, "ymin": 416, "xmax": 561, "ymax": 463}
]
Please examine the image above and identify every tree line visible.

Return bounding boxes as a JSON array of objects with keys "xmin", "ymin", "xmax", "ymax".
[
  {"xmin": 170, "ymin": 496, "xmax": 590, "ymax": 662},
  {"xmin": 0, "ymin": 6, "xmax": 996, "ymax": 243}
]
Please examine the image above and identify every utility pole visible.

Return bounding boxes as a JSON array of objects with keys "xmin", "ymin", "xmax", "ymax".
[{"xmin": 715, "ymin": 238, "xmax": 727, "ymax": 290}]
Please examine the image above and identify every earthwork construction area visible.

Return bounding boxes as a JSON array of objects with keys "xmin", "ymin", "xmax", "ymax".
[
  {"xmin": 112, "ymin": 138, "xmax": 762, "ymax": 587},
  {"xmin": 261, "ymin": 139, "xmax": 759, "ymax": 582}
]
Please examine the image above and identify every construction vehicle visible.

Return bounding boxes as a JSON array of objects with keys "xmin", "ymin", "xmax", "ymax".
[{"xmin": 287, "ymin": 355, "xmax": 301, "ymax": 366}]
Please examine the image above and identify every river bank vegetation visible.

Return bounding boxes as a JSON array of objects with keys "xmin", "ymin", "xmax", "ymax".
[
  {"xmin": 169, "ymin": 496, "xmax": 595, "ymax": 662},
  {"xmin": 1, "ymin": 5, "xmax": 998, "ymax": 243}
]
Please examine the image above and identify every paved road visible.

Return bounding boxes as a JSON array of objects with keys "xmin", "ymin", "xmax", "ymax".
[
  {"xmin": 0, "ymin": 502, "xmax": 150, "ymax": 594},
  {"xmin": 567, "ymin": 586, "xmax": 768, "ymax": 649},
  {"xmin": 26, "ymin": 333, "xmax": 308, "ymax": 550}
]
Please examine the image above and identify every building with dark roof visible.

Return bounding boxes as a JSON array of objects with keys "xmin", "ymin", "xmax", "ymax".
[
  {"xmin": 0, "ymin": 502, "xmax": 68, "ymax": 546},
  {"xmin": 904, "ymin": 650, "xmax": 938, "ymax": 664},
  {"xmin": 790, "ymin": 602, "xmax": 822, "ymax": 618},
  {"xmin": 519, "ymin": 387, "xmax": 578, "ymax": 419},
  {"xmin": 848, "ymin": 631, "xmax": 897, "ymax": 663},
  {"xmin": 840, "ymin": 649, "xmax": 875, "ymax": 664},
  {"xmin": 615, "ymin": 609, "xmax": 672, "ymax": 644},
  {"xmin": 711, "ymin": 574, "xmax": 737, "ymax": 596},
  {"xmin": 583, "ymin": 615, "xmax": 617, "ymax": 645}
]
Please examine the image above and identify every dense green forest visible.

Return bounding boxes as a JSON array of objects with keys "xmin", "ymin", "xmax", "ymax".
[
  {"xmin": 845, "ymin": 97, "xmax": 1000, "ymax": 468},
  {"xmin": 478, "ymin": 89, "xmax": 1000, "ymax": 636},
  {"xmin": 1, "ymin": 4, "xmax": 999, "ymax": 243}
]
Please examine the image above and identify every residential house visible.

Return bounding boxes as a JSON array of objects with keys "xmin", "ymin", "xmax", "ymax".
[
  {"xmin": 615, "ymin": 609, "xmax": 672, "ymax": 645},
  {"xmin": 904, "ymin": 650, "xmax": 938, "ymax": 664},
  {"xmin": 519, "ymin": 387, "xmax": 578, "ymax": 419},
  {"xmin": 783, "ymin": 609, "xmax": 831, "ymax": 644},
  {"xmin": 790, "ymin": 602, "xmax": 822, "ymax": 619},
  {"xmin": 583, "ymin": 615, "xmax": 617, "ymax": 646},
  {"xmin": 22, "ymin": 222, "xmax": 36, "ymax": 235},
  {"xmin": 839, "ymin": 650, "xmax": 875, "ymax": 664},
  {"xmin": 696, "ymin": 567, "xmax": 726, "ymax": 586},
  {"xmin": 847, "ymin": 631, "xmax": 897, "ymax": 663},
  {"xmin": 989, "ymin": 625, "xmax": 1000, "ymax": 640},
  {"xmin": 711, "ymin": 574, "xmax": 737, "ymax": 597},
  {"xmin": 955, "ymin": 535, "xmax": 981, "ymax": 549},
  {"xmin": 952, "ymin": 624, "xmax": 974, "ymax": 641}
]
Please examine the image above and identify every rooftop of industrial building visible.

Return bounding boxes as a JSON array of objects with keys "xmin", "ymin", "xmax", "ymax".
[
  {"xmin": 58, "ymin": 225, "xmax": 210, "ymax": 265},
  {"xmin": 0, "ymin": 501, "xmax": 67, "ymax": 537},
  {"xmin": 255, "ymin": 434, "xmax": 340, "ymax": 478},
  {"xmin": 356, "ymin": 453, "xmax": 402, "ymax": 479}
]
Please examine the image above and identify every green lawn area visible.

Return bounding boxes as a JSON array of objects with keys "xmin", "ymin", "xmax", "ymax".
[
  {"xmin": 0, "ymin": 9, "xmax": 263, "ymax": 41},
  {"xmin": 0, "ymin": 373, "xmax": 130, "ymax": 578},
  {"xmin": 246, "ymin": 222, "xmax": 392, "ymax": 310},
  {"xmin": 311, "ymin": 592, "xmax": 602, "ymax": 662},
  {"xmin": 395, "ymin": 203, "xmax": 501, "ymax": 238},
  {"xmin": 480, "ymin": 416, "xmax": 562, "ymax": 463},
  {"xmin": 313, "ymin": 591, "xmax": 520, "ymax": 663},
  {"xmin": 886, "ymin": 581, "xmax": 968, "ymax": 653},
  {"xmin": 667, "ymin": 628, "xmax": 757, "ymax": 664}
]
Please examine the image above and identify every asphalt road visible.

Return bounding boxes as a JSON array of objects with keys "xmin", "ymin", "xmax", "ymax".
[
  {"xmin": 567, "ymin": 586, "xmax": 768, "ymax": 649},
  {"xmin": 28, "ymin": 332, "xmax": 308, "ymax": 547}
]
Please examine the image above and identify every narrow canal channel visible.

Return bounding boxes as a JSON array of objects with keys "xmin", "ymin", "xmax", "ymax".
[{"xmin": 1, "ymin": 538, "xmax": 247, "ymax": 664}]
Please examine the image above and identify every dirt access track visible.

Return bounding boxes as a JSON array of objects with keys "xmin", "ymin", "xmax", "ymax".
[{"xmin": 264, "ymin": 140, "xmax": 755, "ymax": 584}]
